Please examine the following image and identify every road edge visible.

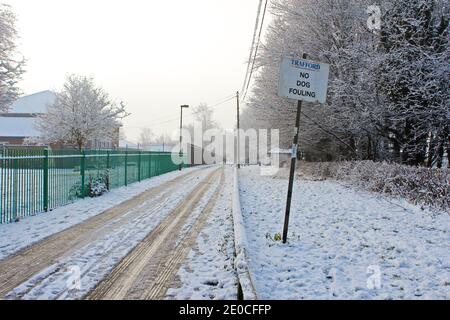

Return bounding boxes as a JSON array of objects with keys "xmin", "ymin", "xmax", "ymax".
[{"xmin": 232, "ymin": 166, "xmax": 258, "ymax": 300}]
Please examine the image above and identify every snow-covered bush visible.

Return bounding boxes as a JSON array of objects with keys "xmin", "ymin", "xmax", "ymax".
[
  {"xmin": 301, "ymin": 161, "xmax": 449, "ymax": 212},
  {"xmin": 87, "ymin": 171, "xmax": 109, "ymax": 198},
  {"xmin": 68, "ymin": 171, "xmax": 110, "ymax": 200},
  {"xmin": 88, "ymin": 176, "xmax": 108, "ymax": 198}
]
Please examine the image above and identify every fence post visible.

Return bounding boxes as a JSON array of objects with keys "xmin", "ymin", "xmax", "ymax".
[
  {"xmin": 138, "ymin": 150, "xmax": 141, "ymax": 182},
  {"xmin": 43, "ymin": 149, "xmax": 49, "ymax": 212},
  {"xmin": 80, "ymin": 150, "xmax": 86, "ymax": 198},
  {"xmin": 106, "ymin": 150, "xmax": 110, "ymax": 191},
  {"xmin": 12, "ymin": 150, "xmax": 18, "ymax": 221},
  {"xmin": 148, "ymin": 151, "xmax": 152, "ymax": 178},
  {"xmin": 124, "ymin": 150, "xmax": 128, "ymax": 186}
]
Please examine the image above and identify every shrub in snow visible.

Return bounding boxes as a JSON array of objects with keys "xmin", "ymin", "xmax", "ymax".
[
  {"xmin": 87, "ymin": 171, "xmax": 109, "ymax": 198},
  {"xmin": 88, "ymin": 178, "xmax": 108, "ymax": 198},
  {"xmin": 68, "ymin": 170, "xmax": 110, "ymax": 200},
  {"xmin": 69, "ymin": 182, "xmax": 84, "ymax": 200},
  {"xmin": 301, "ymin": 161, "xmax": 449, "ymax": 212}
]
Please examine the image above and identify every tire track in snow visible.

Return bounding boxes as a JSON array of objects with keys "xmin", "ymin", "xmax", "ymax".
[{"xmin": 87, "ymin": 168, "xmax": 224, "ymax": 300}]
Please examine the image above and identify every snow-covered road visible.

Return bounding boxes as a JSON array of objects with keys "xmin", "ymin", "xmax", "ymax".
[
  {"xmin": 166, "ymin": 166, "xmax": 238, "ymax": 300},
  {"xmin": 239, "ymin": 166, "xmax": 450, "ymax": 300},
  {"xmin": 0, "ymin": 165, "xmax": 232, "ymax": 300}
]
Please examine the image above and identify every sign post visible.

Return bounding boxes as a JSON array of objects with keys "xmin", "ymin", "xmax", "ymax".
[{"xmin": 278, "ymin": 54, "xmax": 330, "ymax": 243}]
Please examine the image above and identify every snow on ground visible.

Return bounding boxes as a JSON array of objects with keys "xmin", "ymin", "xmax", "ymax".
[
  {"xmin": 0, "ymin": 166, "xmax": 205, "ymax": 260},
  {"xmin": 6, "ymin": 166, "xmax": 218, "ymax": 299},
  {"xmin": 166, "ymin": 166, "xmax": 238, "ymax": 300},
  {"xmin": 239, "ymin": 166, "xmax": 450, "ymax": 300}
]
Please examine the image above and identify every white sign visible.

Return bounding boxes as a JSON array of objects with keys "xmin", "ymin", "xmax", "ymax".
[{"xmin": 278, "ymin": 56, "xmax": 330, "ymax": 104}]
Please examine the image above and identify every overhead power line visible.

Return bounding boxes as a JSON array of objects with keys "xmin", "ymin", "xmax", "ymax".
[
  {"xmin": 242, "ymin": 0, "xmax": 269, "ymax": 102},
  {"xmin": 135, "ymin": 94, "xmax": 236, "ymax": 125},
  {"xmin": 241, "ymin": 0, "xmax": 264, "ymax": 95},
  {"xmin": 129, "ymin": 94, "xmax": 236, "ymax": 129}
]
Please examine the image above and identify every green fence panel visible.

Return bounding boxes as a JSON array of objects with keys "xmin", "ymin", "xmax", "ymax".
[{"xmin": 0, "ymin": 147, "xmax": 187, "ymax": 224}]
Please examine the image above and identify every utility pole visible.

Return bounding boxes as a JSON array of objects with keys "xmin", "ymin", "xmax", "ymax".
[
  {"xmin": 236, "ymin": 91, "xmax": 241, "ymax": 169},
  {"xmin": 179, "ymin": 105, "xmax": 189, "ymax": 171}
]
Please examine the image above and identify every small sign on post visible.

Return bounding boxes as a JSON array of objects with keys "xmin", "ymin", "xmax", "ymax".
[{"xmin": 278, "ymin": 55, "xmax": 330, "ymax": 243}]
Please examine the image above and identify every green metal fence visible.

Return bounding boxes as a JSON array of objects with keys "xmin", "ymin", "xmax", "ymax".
[{"xmin": 0, "ymin": 148, "xmax": 185, "ymax": 224}]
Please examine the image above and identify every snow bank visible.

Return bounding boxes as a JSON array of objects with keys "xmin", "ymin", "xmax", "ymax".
[
  {"xmin": 232, "ymin": 166, "xmax": 258, "ymax": 300},
  {"xmin": 301, "ymin": 161, "xmax": 449, "ymax": 212}
]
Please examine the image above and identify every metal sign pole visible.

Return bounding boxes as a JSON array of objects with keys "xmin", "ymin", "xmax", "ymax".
[
  {"xmin": 282, "ymin": 98, "xmax": 302, "ymax": 244},
  {"xmin": 282, "ymin": 53, "xmax": 307, "ymax": 244}
]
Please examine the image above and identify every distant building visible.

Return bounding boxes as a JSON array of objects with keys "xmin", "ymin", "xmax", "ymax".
[
  {"xmin": 0, "ymin": 91, "xmax": 56, "ymax": 146},
  {"xmin": 144, "ymin": 144, "xmax": 176, "ymax": 152},
  {"xmin": 0, "ymin": 91, "xmax": 119, "ymax": 149},
  {"xmin": 120, "ymin": 143, "xmax": 177, "ymax": 152},
  {"xmin": 119, "ymin": 139, "xmax": 139, "ymax": 149}
]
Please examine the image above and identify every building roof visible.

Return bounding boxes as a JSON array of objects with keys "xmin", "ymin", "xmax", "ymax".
[{"xmin": 8, "ymin": 90, "xmax": 56, "ymax": 114}]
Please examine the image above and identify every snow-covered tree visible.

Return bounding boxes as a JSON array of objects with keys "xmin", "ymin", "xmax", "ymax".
[
  {"xmin": 0, "ymin": 4, "xmax": 25, "ymax": 112},
  {"xmin": 35, "ymin": 75, "xmax": 129, "ymax": 150},
  {"xmin": 242, "ymin": 0, "xmax": 449, "ymax": 166},
  {"xmin": 376, "ymin": 0, "xmax": 449, "ymax": 166}
]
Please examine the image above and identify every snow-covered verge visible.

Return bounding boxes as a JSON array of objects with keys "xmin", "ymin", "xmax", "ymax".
[
  {"xmin": 166, "ymin": 166, "xmax": 238, "ymax": 300},
  {"xmin": 0, "ymin": 166, "xmax": 204, "ymax": 260},
  {"xmin": 239, "ymin": 166, "xmax": 450, "ymax": 300},
  {"xmin": 300, "ymin": 161, "xmax": 449, "ymax": 212}
]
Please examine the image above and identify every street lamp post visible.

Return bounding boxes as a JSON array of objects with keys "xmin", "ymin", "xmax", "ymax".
[{"xmin": 179, "ymin": 105, "xmax": 189, "ymax": 171}]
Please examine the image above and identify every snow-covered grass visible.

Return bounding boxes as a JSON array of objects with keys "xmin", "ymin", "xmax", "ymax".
[
  {"xmin": 299, "ymin": 161, "xmax": 449, "ymax": 212},
  {"xmin": 166, "ymin": 166, "xmax": 238, "ymax": 300},
  {"xmin": 239, "ymin": 166, "xmax": 450, "ymax": 300},
  {"xmin": 0, "ymin": 166, "xmax": 204, "ymax": 260}
]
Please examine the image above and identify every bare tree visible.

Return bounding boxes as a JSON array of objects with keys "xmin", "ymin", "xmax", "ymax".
[
  {"xmin": 153, "ymin": 133, "xmax": 176, "ymax": 145},
  {"xmin": 192, "ymin": 103, "xmax": 218, "ymax": 131},
  {"xmin": 139, "ymin": 128, "xmax": 155, "ymax": 147}
]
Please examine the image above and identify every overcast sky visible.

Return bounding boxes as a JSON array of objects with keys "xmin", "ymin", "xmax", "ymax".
[{"xmin": 6, "ymin": 0, "xmax": 265, "ymax": 142}]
